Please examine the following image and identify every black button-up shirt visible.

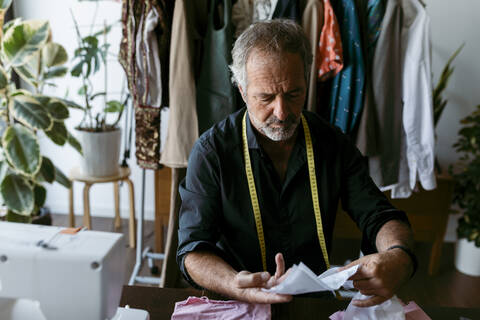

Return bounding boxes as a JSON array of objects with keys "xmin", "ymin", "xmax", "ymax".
[{"xmin": 177, "ymin": 108, "xmax": 408, "ymax": 287}]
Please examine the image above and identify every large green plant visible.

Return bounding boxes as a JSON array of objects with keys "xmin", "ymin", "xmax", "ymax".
[
  {"xmin": 0, "ymin": 2, "xmax": 81, "ymax": 222},
  {"xmin": 450, "ymin": 105, "xmax": 480, "ymax": 248}
]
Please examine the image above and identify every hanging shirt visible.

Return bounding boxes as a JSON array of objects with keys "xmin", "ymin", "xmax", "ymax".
[
  {"xmin": 232, "ymin": 0, "xmax": 278, "ymax": 38},
  {"xmin": 272, "ymin": 0, "xmax": 300, "ymax": 21},
  {"xmin": 369, "ymin": 0, "xmax": 436, "ymax": 198},
  {"xmin": 301, "ymin": 0, "xmax": 324, "ymax": 113},
  {"xmin": 196, "ymin": 0, "xmax": 238, "ymax": 134},
  {"xmin": 380, "ymin": 0, "xmax": 436, "ymax": 198},
  {"xmin": 355, "ymin": 0, "xmax": 386, "ymax": 157},
  {"xmin": 177, "ymin": 108, "xmax": 409, "ymax": 288},
  {"xmin": 328, "ymin": 0, "xmax": 365, "ymax": 135},
  {"xmin": 317, "ymin": 0, "xmax": 344, "ymax": 81},
  {"xmin": 160, "ymin": 0, "xmax": 208, "ymax": 168}
]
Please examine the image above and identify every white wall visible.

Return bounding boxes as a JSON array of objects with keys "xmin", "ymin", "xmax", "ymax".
[
  {"xmin": 14, "ymin": 0, "xmax": 168, "ymax": 221},
  {"xmin": 426, "ymin": 0, "xmax": 480, "ymax": 168},
  {"xmin": 14, "ymin": 1, "xmax": 480, "ymax": 227}
]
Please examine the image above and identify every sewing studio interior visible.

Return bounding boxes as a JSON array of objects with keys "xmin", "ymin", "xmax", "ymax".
[{"xmin": 0, "ymin": 0, "xmax": 479, "ymax": 319}]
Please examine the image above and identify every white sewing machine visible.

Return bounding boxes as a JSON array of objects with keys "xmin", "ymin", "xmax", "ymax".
[{"xmin": 0, "ymin": 222, "xmax": 149, "ymax": 320}]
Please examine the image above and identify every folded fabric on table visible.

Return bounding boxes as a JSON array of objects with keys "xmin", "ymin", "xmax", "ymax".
[
  {"xmin": 330, "ymin": 300, "xmax": 431, "ymax": 320},
  {"xmin": 171, "ymin": 296, "xmax": 271, "ymax": 320}
]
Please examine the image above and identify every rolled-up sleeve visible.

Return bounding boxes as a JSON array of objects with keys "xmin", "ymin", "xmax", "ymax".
[
  {"xmin": 339, "ymin": 134, "xmax": 410, "ymax": 253},
  {"xmin": 177, "ymin": 139, "xmax": 224, "ymax": 287}
]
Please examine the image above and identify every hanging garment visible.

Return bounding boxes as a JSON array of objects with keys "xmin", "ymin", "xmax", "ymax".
[
  {"xmin": 119, "ymin": 0, "xmax": 171, "ymax": 169},
  {"xmin": 232, "ymin": 0, "xmax": 278, "ymax": 38},
  {"xmin": 317, "ymin": 0, "xmax": 344, "ymax": 81},
  {"xmin": 355, "ymin": 0, "xmax": 386, "ymax": 156},
  {"xmin": 378, "ymin": 0, "xmax": 436, "ymax": 198},
  {"xmin": 367, "ymin": 0, "xmax": 403, "ymax": 187},
  {"xmin": 301, "ymin": 0, "xmax": 324, "ymax": 113},
  {"xmin": 328, "ymin": 0, "xmax": 365, "ymax": 135},
  {"xmin": 272, "ymin": 0, "xmax": 300, "ymax": 21},
  {"xmin": 160, "ymin": 0, "xmax": 208, "ymax": 168},
  {"xmin": 196, "ymin": 0, "xmax": 238, "ymax": 135}
]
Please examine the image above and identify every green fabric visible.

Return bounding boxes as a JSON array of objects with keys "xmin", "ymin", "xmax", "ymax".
[{"xmin": 196, "ymin": 0, "xmax": 237, "ymax": 134}]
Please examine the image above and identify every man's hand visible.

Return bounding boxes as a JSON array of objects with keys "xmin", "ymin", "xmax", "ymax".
[
  {"xmin": 232, "ymin": 253, "xmax": 292, "ymax": 304},
  {"xmin": 339, "ymin": 248, "xmax": 413, "ymax": 307}
]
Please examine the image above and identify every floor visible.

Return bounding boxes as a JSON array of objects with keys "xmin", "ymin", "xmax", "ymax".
[{"xmin": 52, "ymin": 214, "xmax": 480, "ymax": 309}]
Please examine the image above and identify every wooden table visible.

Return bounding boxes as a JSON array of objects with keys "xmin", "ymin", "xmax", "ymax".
[{"xmin": 120, "ymin": 286, "xmax": 480, "ymax": 320}]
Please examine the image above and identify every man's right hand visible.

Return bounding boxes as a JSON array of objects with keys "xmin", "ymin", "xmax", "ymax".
[{"xmin": 232, "ymin": 253, "xmax": 292, "ymax": 304}]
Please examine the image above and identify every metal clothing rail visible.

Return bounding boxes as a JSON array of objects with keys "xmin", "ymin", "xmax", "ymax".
[{"xmin": 128, "ymin": 169, "xmax": 164, "ymax": 285}]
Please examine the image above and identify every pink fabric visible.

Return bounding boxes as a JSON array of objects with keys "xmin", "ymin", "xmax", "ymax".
[
  {"xmin": 329, "ymin": 301, "xmax": 431, "ymax": 320},
  {"xmin": 171, "ymin": 296, "xmax": 271, "ymax": 320}
]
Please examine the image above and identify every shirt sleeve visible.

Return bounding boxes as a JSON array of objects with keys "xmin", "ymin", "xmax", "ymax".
[
  {"xmin": 339, "ymin": 133, "xmax": 410, "ymax": 254},
  {"xmin": 176, "ymin": 138, "xmax": 225, "ymax": 288}
]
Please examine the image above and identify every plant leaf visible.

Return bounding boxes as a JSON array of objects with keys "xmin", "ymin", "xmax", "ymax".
[
  {"xmin": 6, "ymin": 210, "xmax": 31, "ymax": 222},
  {"xmin": 54, "ymin": 165, "xmax": 71, "ymax": 188},
  {"xmin": 45, "ymin": 121, "xmax": 68, "ymax": 145},
  {"xmin": 2, "ymin": 124, "xmax": 41, "ymax": 176},
  {"xmin": 2, "ymin": 20, "xmax": 50, "ymax": 67},
  {"xmin": 34, "ymin": 184, "xmax": 46, "ymax": 208},
  {"xmin": 35, "ymin": 156, "xmax": 55, "ymax": 183},
  {"xmin": 58, "ymin": 98, "xmax": 84, "ymax": 110},
  {"xmin": 0, "ymin": 173, "xmax": 34, "ymax": 215},
  {"xmin": 42, "ymin": 42, "xmax": 68, "ymax": 67},
  {"xmin": 0, "ymin": 0, "xmax": 12, "ymax": 11},
  {"xmin": 38, "ymin": 97, "xmax": 69, "ymax": 120},
  {"xmin": 10, "ymin": 94, "xmax": 52, "ymax": 130},
  {"xmin": 104, "ymin": 100, "xmax": 124, "ymax": 113},
  {"xmin": 2, "ymin": 17, "xmax": 21, "ymax": 34},
  {"xmin": 67, "ymin": 131, "xmax": 82, "ymax": 155},
  {"xmin": 43, "ymin": 66, "xmax": 68, "ymax": 79},
  {"xmin": 0, "ymin": 65, "xmax": 8, "ymax": 90}
]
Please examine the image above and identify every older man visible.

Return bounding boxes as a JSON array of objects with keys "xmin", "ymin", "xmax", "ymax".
[{"xmin": 177, "ymin": 20, "xmax": 416, "ymax": 306}]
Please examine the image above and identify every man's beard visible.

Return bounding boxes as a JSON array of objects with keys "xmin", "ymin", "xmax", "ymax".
[{"xmin": 249, "ymin": 111, "xmax": 301, "ymax": 141}]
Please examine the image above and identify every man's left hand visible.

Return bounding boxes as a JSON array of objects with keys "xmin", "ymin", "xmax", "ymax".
[{"xmin": 338, "ymin": 248, "xmax": 413, "ymax": 307}]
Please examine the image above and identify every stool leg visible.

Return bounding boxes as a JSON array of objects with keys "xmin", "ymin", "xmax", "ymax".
[
  {"xmin": 69, "ymin": 183, "xmax": 75, "ymax": 228},
  {"xmin": 114, "ymin": 182, "xmax": 121, "ymax": 229},
  {"xmin": 126, "ymin": 179, "xmax": 136, "ymax": 248},
  {"xmin": 83, "ymin": 183, "xmax": 92, "ymax": 230}
]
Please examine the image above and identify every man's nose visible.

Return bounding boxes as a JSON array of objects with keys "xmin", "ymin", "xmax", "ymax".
[{"xmin": 272, "ymin": 97, "xmax": 288, "ymax": 121}]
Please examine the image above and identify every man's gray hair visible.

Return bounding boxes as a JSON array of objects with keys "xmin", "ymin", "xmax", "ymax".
[{"xmin": 230, "ymin": 19, "xmax": 313, "ymax": 90}]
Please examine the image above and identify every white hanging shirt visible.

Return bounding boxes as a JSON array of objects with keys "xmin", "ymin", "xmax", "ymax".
[{"xmin": 380, "ymin": 0, "xmax": 436, "ymax": 198}]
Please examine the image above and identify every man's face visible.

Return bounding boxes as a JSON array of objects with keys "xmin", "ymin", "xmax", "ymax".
[{"xmin": 240, "ymin": 50, "xmax": 307, "ymax": 142}]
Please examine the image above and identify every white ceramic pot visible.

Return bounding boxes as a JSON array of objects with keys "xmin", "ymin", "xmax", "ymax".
[
  {"xmin": 76, "ymin": 128, "xmax": 122, "ymax": 177},
  {"xmin": 454, "ymin": 238, "xmax": 480, "ymax": 276}
]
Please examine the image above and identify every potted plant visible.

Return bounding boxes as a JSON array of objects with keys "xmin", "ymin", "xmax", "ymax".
[
  {"xmin": 450, "ymin": 104, "xmax": 480, "ymax": 276},
  {"xmin": 0, "ymin": 1, "xmax": 81, "ymax": 223},
  {"xmin": 70, "ymin": 14, "xmax": 125, "ymax": 177}
]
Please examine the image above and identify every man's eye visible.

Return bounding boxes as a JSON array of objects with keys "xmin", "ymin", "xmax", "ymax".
[{"xmin": 259, "ymin": 96, "xmax": 273, "ymax": 102}]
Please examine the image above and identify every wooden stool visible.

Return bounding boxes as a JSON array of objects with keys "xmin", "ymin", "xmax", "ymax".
[{"xmin": 68, "ymin": 166, "xmax": 136, "ymax": 248}]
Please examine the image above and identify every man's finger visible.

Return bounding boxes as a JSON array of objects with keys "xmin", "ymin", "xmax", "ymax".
[
  {"xmin": 352, "ymin": 279, "xmax": 375, "ymax": 291},
  {"xmin": 235, "ymin": 271, "xmax": 271, "ymax": 288},
  {"xmin": 245, "ymin": 290, "xmax": 292, "ymax": 304},
  {"xmin": 274, "ymin": 253, "xmax": 285, "ymax": 279},
  {"xmin": 352, "ymin": 295, "xmax": 388, "ymax": 308},
  {"xmin": 337, "ymin": 258, "xmax": 361, "ymax": 272}
]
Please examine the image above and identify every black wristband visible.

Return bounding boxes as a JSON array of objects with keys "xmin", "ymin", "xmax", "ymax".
[{"xmin": 387, "ymin": 245, "xmax": 418, "ymax": 278}]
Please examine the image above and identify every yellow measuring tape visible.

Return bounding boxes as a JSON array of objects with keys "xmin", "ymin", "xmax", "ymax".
[{"xmin": 242, "ymin": 112, "xmax": 331, "ymax": 272}]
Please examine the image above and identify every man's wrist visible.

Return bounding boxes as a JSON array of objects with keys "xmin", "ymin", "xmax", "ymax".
[{"xmin": 387, "ymin": 245, "xmax": 418, "ymax": 278}]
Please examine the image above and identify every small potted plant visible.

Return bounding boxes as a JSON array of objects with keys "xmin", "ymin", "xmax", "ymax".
[
  {"xmin": 0, "ymin": 1, "xmax": 81, "ymax": 223},
  {"xmin": 70, "ymin": 14, "xmax": 125, "ymax": 177},
  {"xmin": 450, "ymin": 104, "xmax": 480, "ymax": 276}
]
